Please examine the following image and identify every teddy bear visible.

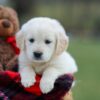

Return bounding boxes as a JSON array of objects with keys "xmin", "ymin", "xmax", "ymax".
[{"xmin": 0, "ymin": 5, "xmax": 20, "ymax": 71}]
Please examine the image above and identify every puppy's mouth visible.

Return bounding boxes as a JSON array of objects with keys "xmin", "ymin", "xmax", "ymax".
[
  {"xmin": 34, "ymin": 57, "xmax": 42, "ymax": 61},
  {"xmin": 33, "ymin": 58, "xmax": 45, "ymax": 63}
]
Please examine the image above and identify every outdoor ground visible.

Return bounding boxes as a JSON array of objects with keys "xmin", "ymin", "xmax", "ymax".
[{"xmin": 68, "ymin": 38, "xmax": 100, "ymax": 100}]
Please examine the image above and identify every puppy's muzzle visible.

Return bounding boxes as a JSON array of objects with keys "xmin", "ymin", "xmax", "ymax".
[{"xmin": 33, "ymin": 52, "xmax": 43, "ymax": 59}]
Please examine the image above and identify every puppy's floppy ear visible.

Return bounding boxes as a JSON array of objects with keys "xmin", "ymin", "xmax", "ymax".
[
  {"xmin": 55, "ymin": 32, "xmax": 69, "ymax": 56},
  {"xmin": 16, "ymin": 30, "xmax": 25, "ymax": 51}
]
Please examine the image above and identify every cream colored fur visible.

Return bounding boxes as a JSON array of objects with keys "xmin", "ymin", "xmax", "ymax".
[{"xmin": 16, "ymin": 17, "xmax": 78, "ymax": 94}]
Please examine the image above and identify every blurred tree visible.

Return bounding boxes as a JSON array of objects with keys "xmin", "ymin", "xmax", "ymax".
[
  {"xmin": 10, "ymin": 0, "xmax": 34, "ymax": 15},
  {"xmin": 10, "ymin": 0, "xmax": 36, "ymax": 24},
  {"xmin": 93, "ymin": 18, "xmax": 100, "ymax": 38}
]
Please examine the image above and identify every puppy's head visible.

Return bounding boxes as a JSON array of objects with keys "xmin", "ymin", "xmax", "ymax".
[{"xmin": 16, "ymin": 17, "xmax": 68, "ymax": 63}]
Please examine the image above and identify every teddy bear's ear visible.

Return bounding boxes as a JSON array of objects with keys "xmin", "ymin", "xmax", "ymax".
[
  {"xmin": 5, "ymin": 7, "xmax": 19, "ymax": 32},
  {"xmin": 55, "ymin": 32, "xmax": 69, "ymax": 56},
  {"xmin": 16, "ymin": 30, "xmax": 25, "ymax": 51}
]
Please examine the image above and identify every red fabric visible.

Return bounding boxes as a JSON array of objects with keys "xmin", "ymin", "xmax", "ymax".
[
  {"xmin": 25, "ymin": 75, "xmax": 41, "ymax": 96},
  {"xmin": 6, "ymin": 36, "xmax": 20, "ymax": 54},
  {"xmin": 0, "ymin": 71, "xmax": 73, "ymax": 100},
  {"xmin": 5, "ymin": 71, "xmax": 42, "ymax": 96}
]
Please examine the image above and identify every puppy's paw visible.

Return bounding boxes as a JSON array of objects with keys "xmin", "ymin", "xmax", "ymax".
[
  {"xmin": 40, "ymin": 78, "xmax": 55, "ymax": 94},
  {"xmin": 21, "ymin": 75, "xmax": 36, "ymax": 87}
]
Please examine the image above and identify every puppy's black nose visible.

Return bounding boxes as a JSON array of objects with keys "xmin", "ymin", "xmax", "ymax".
[{"xmin": 34, "ymin": 52, "xmax": 42, "ymax": 59}]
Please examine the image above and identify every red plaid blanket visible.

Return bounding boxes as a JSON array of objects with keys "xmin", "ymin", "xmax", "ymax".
[{"xmin": 0, "ymin": 71, "xmax": 73, "ymax": 100}]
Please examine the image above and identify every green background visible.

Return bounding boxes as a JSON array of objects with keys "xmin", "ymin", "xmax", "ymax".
[{"xmin": 68, "ymin": 39, "xmax": 100, "ymax": 100}]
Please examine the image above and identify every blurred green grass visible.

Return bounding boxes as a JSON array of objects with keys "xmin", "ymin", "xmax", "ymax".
[{"xmin": 68, "ymin": 38, "xmax": 100, "ymax": 100}]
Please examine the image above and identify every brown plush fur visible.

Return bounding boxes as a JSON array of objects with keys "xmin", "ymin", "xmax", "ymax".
[{"xmin": 0, "ymin": 5, "xmax": 19, "ymax": 71}]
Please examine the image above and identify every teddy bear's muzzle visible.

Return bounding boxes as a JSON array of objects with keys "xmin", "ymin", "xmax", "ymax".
[
  {"xmin": 2, "ymin": 20, "xmax": 11, "ymax": 28},
  {"xmin": 0, "ymin": 19, "xmax": 14, "ymax": 36}
]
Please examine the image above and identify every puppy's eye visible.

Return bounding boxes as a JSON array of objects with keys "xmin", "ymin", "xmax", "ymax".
[
  {"xmin": 45, "ymin": 40, "xmax": 52, "ymax": 44},
  {"xmin": 29, "ymin": 38, "xmax": 34, "ymax": 43}
]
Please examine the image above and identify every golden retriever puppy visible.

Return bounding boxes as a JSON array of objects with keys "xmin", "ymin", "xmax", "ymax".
[{"xmin": 16, "ymin": 17, "xmax": 78, "ymax": 94}]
